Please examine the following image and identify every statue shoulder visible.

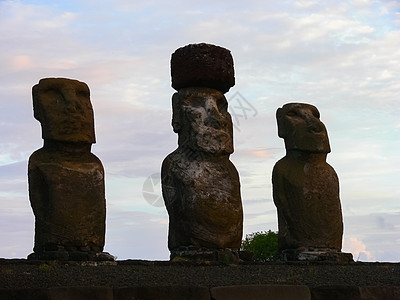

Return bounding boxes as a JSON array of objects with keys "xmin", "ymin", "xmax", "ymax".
[
  {"xmin": 272, "ymin": 156, "xmax": 290, "ymax": 176},
  {"xmin": 28, "ymin": 148, "xmax": 46, "ymax": 167}
]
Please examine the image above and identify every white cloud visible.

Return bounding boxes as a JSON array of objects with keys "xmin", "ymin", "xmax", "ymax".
[
  {"xmin": 351, "ymin": 0, "xmax": 372, "ymax": 7},
  {"xmin": 10, "ymin": 55, "xmax": 34, "ymax": 71},
  {"xmin": 343, "ymin": 213, "xmax": 400, "ymax": 262},
  {"xmin": 105, "ymin": 210, "xmax": 169, "ymax": 260},
  {"xmin": 295, "ymin": 1, "xmax": 316, "ymax": 9},
  {"xmin": 343, "ymin": 237, "xmax": 373, "ymax": 261}
]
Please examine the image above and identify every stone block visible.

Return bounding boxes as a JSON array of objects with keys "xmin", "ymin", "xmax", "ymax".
[
  {"xmin": 46, "ymin": 287, "xmax": 113, "ymax": 300},
  {"xmin": 0, "ymin": 289, "xmax": 47, "ymax": 300},
  {"xmin": 360, "ymin": 286, "xmax": 400, "ymax": 300},
  {"xmin": 114, "ymin": 286, "xmax": 210, "ymax": 300},
  {"xmin": 310, "ymin": 286, "xmax": 361, "ymax": 300},
  {"xmin": 210, "ymin": 285, "xmax": 311, "ymax": 300}
]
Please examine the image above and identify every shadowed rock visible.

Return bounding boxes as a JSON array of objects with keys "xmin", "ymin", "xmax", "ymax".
[
  {"xmin": 162, "ymin": 44, "xmax": 243, "ymax": 261},
  {"xmin": 28, "ymin": 78, "xmax": 113, "ymax": 261},
  {"xmin": 272, "ymin": 103, "xmax": 352, "ymax": 262}
]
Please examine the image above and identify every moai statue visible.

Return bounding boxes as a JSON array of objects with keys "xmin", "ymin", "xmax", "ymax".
[
  {"xmin": 28, "ymin": 78, "xmax": 113, "ymax": 261},
  {"xmin": 272, "ymin": 103, "xmax": 352, "ymax": 262},
  {"xmin": 162, "ymin": 43, "xmax": 243, "ymax": 261}
]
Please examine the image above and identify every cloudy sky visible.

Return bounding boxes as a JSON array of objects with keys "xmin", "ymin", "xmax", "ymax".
[{"xmin": 0, "ymin": 0, "xmax": 399, "ymax": 262}]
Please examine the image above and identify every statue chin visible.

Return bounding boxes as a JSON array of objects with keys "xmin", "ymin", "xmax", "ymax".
[
  {"xmin": 186, "ymin": 129, "xmax": 233, "ymax": 155},
  {"xmin": 195, "ymin": 143, "xmax": 233, "ymax": 155},
  {"xmin": 286, "ymin": 133, "xmax": 331, "ymax": 154},
  {"xmin": 290, "ymin": 143, "xmax": 330, "ymax": 154}
]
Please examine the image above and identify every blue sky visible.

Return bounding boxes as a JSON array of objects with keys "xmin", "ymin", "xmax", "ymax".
[{"xmin": 0, "ymin": 0, "xmax": 399, "ymax": 261}]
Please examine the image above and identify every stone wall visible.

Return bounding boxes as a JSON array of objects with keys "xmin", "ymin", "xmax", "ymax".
[
  {"xmin": 1, "ymin": 285, "xmax": 400, "ymax": 300},
  {"xmin": 1, "ymin": 260, "xmax": 399, "ymax": 300}
]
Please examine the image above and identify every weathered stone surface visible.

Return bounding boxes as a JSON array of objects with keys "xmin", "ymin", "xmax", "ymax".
[
  {"xmin": 162, "ymin": 74, "xmax": 243, "ymax": 256},
  {"xmin": 210, "ymin": 285, "xmax": 311, "ymax": 300},
  {"xmin": 281, "ymin": 249, "xmax": 354, "ymax": 263},
  {"xmin": 114, "ymin": 286, "xmax": 210, "ymax": 300},
  {"xmin": 0, "ymin": 288, "xmax": 47, "ymax": 300},
  {"xmin": 170, "ymin": 248, "xmax": 241, "ymax": 264},
  {"xmin": 28, "ymin": 78, "xmax": 111, "ymax": 261},
  {"xmin": 47, "ymin": 287, "xmax": 113, "ymax": 300},
  {"xmin": 2, "ymin": 286, "xmax": 400, "ymax": 300},
  {"xmin": 272, "ymin": 103, "xmax": 345, "ymax": 259},
  {"xmin": 0, "ymin": 287, "xmax": 113, "ymax": 300},
  {"xmin": 359, "ymin": 286, "xmax": 400, "ymax": 300},
  {"xmin": 171, "ymin": 43, "xmax": 235, "ymax": 93},
  {"xmin": 310, "ymin": 286, "xmax": 362, "ymax": 300},
  {"xmin": 32, "ymin": 78, "xmax": 95, "ymax": 143}
]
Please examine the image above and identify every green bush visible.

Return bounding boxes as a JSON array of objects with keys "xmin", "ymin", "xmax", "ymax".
[{"xmin": 241, "ymin": 230, "xmax": 278, "ymax": 262}]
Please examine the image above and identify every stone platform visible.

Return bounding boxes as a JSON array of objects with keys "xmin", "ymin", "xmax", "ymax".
[{"xmin": 0, "ymin": 259, "xmax": 399, "ymax": 299}]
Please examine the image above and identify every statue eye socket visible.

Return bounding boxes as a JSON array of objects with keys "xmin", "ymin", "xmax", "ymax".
[
  {"xmin": 184, "ymin": 97, "xmax": 203, "ymax": 107},
  {"xmin": 217, "ymin": 98, "xmax": 228, "ymax": 111},
  {"xmin": 286, "ymin": 110, "xmax": 297, "ymax": 117},
  {"xmin": 76, "ymin": 90, "xmax": 89, "ymax": 98}
]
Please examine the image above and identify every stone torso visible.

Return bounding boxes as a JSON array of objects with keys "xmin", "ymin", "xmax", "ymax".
[
  {"xmin": 272, "ymin": 154, "xmax": 343, "ymax": 251},
  {"xmin": 28, "ymin": 147, "xmax": 106, "ymax": 253},
  {"xmin": 162, "ymin": 149, "xmax": 243, "ymax": 250}
]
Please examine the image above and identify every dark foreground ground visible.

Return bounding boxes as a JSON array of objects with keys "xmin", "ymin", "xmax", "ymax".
[
  {"xmin": 1, "ymin": 259, "xmax": 400, "ymax": 299},
  {"xmin": 1, "ymin": 259, "xmax": 399, "ymax": 288}
]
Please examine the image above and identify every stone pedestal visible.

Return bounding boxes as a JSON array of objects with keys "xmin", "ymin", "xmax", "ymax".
[
  {"xmin": 281, "ymin": 248, "xmax": 354, "ymax": 263},
  {"xmin": 170, "ymin": 247, "xmax": 242, "ymax": 264}
]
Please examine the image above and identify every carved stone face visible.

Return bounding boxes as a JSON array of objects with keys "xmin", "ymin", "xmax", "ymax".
[
  {"xmin": 276, "ymin": 103, "xmax": 330, "ymax": 153},
  {"xmin": 33, "ymin": 78, "xmax": 95, "ymax": 143},
  {"xmin": 172, "ymin": 87, "xmax": 234, "ymax": 155}
]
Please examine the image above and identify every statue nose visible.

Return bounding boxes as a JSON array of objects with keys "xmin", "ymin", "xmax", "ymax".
[
  {"xmin": 61, "ymin": 89, "xmax": 84, "ymax": 113},
  {"xmin": 307, "ymin": 119, "xmax": 324, "ymax": 133},
  {"xmin": 205, "ymin": 100, "xmax": 219, "ymax": 114},
  {"xmin": 305, "ymin": 114, "xmax": 324, "ymax": 133},
  {"xmin": 205, "ymin": 115, "xmax": 223, "ymax": 128},
  {"xmin": 204, "ymin": 100, "xmax": 224, "ymax": 129}
]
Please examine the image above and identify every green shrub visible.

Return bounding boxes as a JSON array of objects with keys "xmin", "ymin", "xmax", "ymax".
[{"xmin": 241, "ymin": 230, "xmax": 278, "ymax": 262}]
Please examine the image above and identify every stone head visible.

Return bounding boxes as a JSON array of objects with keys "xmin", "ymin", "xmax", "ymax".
[
  {"xmin": 276, "ymin": 103, "xmax": 330, "ymax": 153},
  {"xmin": 172, "ymin": 87, "xmax": 234, "ymax": 155},
  {"xmin": 32, "ymin": 78, "xmax": 96, "ymax": 143}
]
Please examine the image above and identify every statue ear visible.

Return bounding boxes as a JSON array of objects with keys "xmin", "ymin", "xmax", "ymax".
[
  {"xmin": 276, "ymin": 107, "xmax": 286, "ymax": 138},
  {"xmin": 32, "ymin": 84, "xmax": 43, "ymax": 122},
  {"xmin": 172, "ymin": 92, "xmax": 182, "ymax": 133}
]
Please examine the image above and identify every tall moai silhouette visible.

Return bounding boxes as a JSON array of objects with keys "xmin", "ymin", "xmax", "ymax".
[
  {"xmin": 162, "ymin": 43, "xmax": 243, "ymax": 261},
  {"xmin": 272, "ymin": 102, "xmax": 352, "ymax": 262},
  {"xmin": 28, "ymin": 78, "xmax": 113, "ymax": 261}
]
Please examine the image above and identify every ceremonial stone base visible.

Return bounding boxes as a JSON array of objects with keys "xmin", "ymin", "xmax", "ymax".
[
  {"xmin": 27, "ymin": 249, "xmax": 114, "ymax": 262},
  {"xmin": 280, "ymin": 249, "xmax": 354, "ymax": 263},
  {"xmin": 1, "ymin": 259, "xmax": 400, "ymax": 300},
  {"xmin": 170, "ymin": 247, "xmax": 245, "ymax": 264}
]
